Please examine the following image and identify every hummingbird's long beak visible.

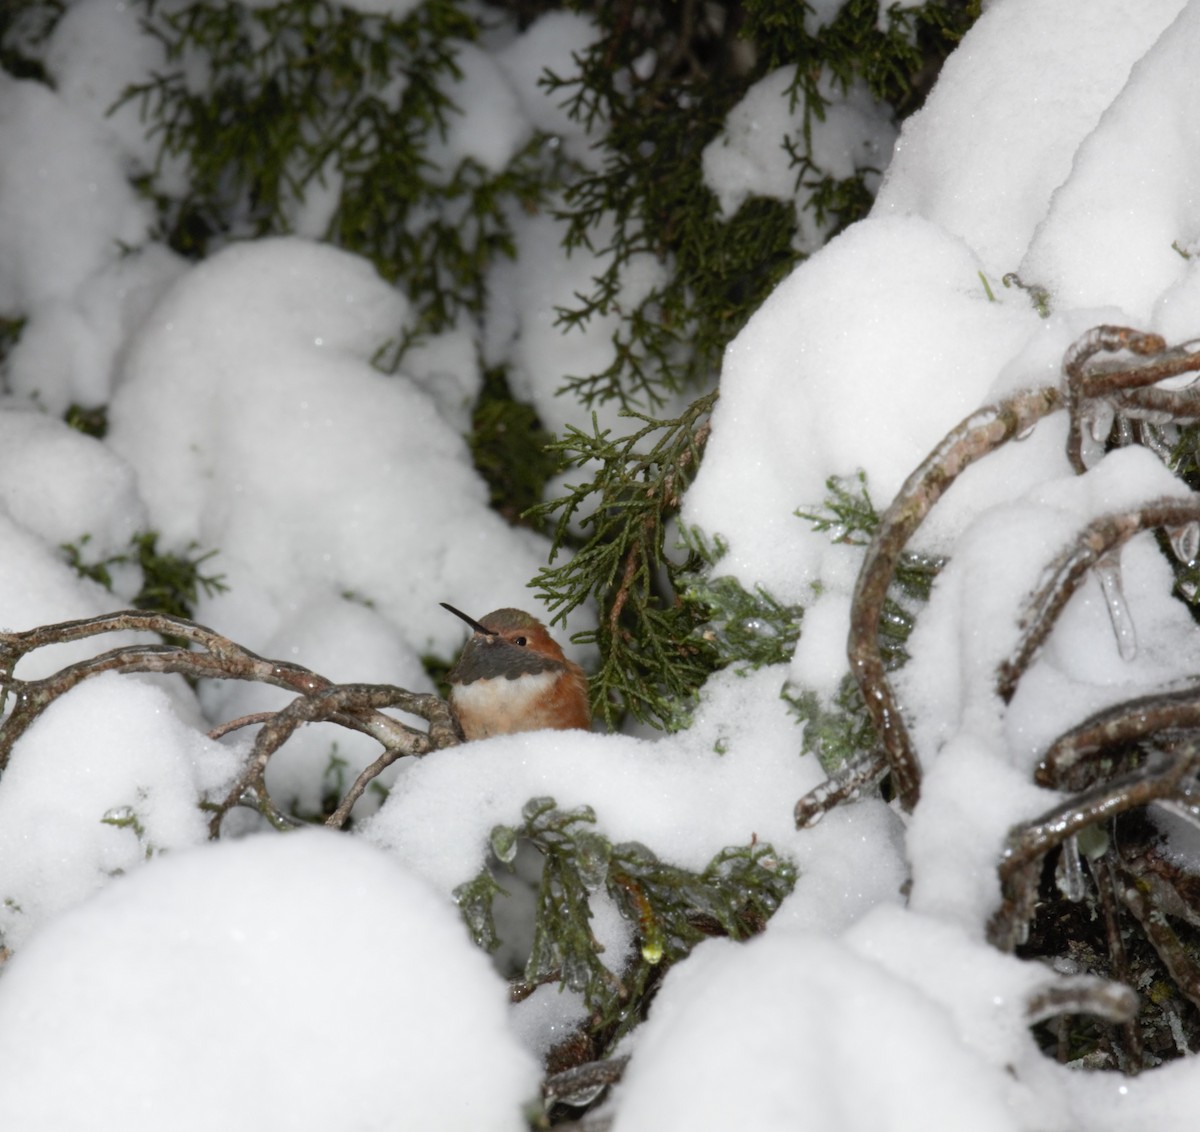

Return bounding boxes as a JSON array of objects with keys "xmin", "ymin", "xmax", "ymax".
[{"xmin": 440, "ymin": 602, "xmax": 497, "ymax": 636}]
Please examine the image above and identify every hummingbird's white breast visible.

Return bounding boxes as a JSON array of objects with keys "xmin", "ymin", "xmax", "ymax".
[{"xmin": 450, "ymin": 669, "xmax": 560, "ymax": 738}]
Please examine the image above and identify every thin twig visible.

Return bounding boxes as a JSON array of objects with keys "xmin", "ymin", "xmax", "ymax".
[
  {"xmin": 0, "ymin": 611, "xmax": 461, "ymax": 835},
  {"xmin": 1092, "ymin": 850, "xmax": 1145, "ymax": 1072},
  {"xmin": 209, "ymin": 683, "xmax": 455, "ymax": 837},
  {"xmin": 793, "ymin": 748, "xmax": 888, "ymax": 828},
  {"xmin": 1119, "ymin": 876, "xmax": 1200, "ymax": 1016}
]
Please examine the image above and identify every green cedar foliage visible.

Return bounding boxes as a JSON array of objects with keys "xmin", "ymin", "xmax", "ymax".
[
  {"xmin": 455, "ymin": 796, "xmax": 796, "ymax": 1059},
  {"xmin": 60, "ymin": 531, "xmax": 228, "ymax": 620},
  {"xmin": 790, "ymin": 472, "xmax": 942, "ymax": 771},
  {"xmin": 548, "ymin": 0, "xmax": 976, "ymax": 408},
  {"xmin": 534, "ymin": 1, "xmax": 974, "ymax": 727},
  {"xmin": 122, "ymin": 0, "xmax": 561, "ymax": 335}
]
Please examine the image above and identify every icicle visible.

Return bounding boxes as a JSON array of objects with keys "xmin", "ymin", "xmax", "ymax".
[
  {"xmin": 1095, "ymin": 555, "xmax": 1138, "ymax": 661},
  {"xmin": 1088, "ymin": 399, "xmax": 1115, "ymax": 443},
  {"xmin": 1077, "ymin": 424, "xmax": 1106, "ymax": 468},
  {"xmin": 1055, "ymin": 834, "xmax": 1086, "ymax": 902},
  {"xmin": 1169, "ymin": 521, "xmax": 1200, "ymax": 567}
]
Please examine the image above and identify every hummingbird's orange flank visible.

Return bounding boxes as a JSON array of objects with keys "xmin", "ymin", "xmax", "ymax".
[{"xmin": 441, "ymin": 603, "xmax": 591, "ymax": 740}]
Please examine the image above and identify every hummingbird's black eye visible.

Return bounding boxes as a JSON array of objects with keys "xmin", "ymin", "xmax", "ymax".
[{"xmin": 513, "ymin": 636, "xmax": 527, "ymax": 647}]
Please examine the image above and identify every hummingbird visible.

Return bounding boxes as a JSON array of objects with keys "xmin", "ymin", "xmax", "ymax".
[{"xmin": 440, "ymin": 603, "xmax": 591, "ymax": 740}]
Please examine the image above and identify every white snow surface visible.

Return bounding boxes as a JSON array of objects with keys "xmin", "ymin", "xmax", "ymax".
[
  {"xmin": 1, "ymin": 0, "xmax": 1200, "ymax": 1127},
  {"xmin": 0, "ymin": 829, "xmax": 539, "ymax": 1130}
]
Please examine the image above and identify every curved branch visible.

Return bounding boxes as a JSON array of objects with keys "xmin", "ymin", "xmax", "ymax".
[
  {"xmin": 793, "ymin": 749, "xmax": 888, "ymax": 829},
  {"xmin": 989, "ymin": 744, "xmax": 1200, "ymax": 951},
  {"xmin": 997, "ymin": 497, "xmax": 1200, "ymax": 705},
  {"xmin": 1024, "ymin": 974, "xmax": 1138, "ymax": 1026},
  {"xmin": 1036, "ymin": 683, "xmax": 1200, "ymax": 790},
  {"xmin": 207, "ymin": 684, "xmax": 457, "ymax": 837},
  {"xmin": 1063, "ymin": 326, "xmax": 1167, "ymax": 473},
  {"xmin": 849, "ymin": 386, "xmax": 1063, "ymax": 811},
  {"xmin": 0, "ymin": 611, "xmax": 463, "ymax": 836}
]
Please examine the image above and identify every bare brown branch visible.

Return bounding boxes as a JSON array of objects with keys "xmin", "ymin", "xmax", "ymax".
[{"xmin": 0, "ymin": 611, "xmax": 462, "ymax": 835}]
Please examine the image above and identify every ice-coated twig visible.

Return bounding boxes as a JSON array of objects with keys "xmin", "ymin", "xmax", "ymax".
[
  {"xmin": 793, "ymin": 748, "xmax": 889, "ymax": 828},
  {"xmin": 1025, "ymin": 974, "xmax": 1139, "ymax": 1026},
  {"xmin": 1064, "ymin": 326, "xmax": 1167, "ymax": 473},
  {"xmin": 542, "ymin": 1056, "xmax": 630, "ymax": 1109},
  {"xmin": 849, "ymin": 386, "xmax": 1064, "ymax": 812},
  {"xmin": 1117, "ymin": 383, "xmax": 1200, "ymax": 420},
  {"xmin": 1118, "ymin": 877, "xmax": 1200, "ymax": 1015},
  {"xmin": 997, "ymin": 497, "xmax": 1200, "ymax": 704},
  {"xmin": 989, "ymin": 744, "xmax": 1200, "ymax": 951},
  {"xmin": 1036, "ymin": 683, "xmax": 1200, "ymax": 790},
  {"xmin": 1092, "ymin": 851, "xmax": 1145, "ymax": 1071}
]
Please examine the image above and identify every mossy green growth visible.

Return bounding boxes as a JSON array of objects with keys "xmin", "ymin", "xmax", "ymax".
[{"xmin": 455, "ymin": 796, "xmax": 796, "ymax": 1055}]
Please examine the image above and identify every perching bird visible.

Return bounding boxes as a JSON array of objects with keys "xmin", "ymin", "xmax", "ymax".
[{"xmin": 441, "ymin": 603, "xmax": 591, "ymax": 740}]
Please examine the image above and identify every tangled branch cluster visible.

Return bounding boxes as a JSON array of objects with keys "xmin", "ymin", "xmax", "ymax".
[
  {"xmin": 796, "ymin": 325, "xmax": 1200, "ymax": 1067},
  {"xmin": 0, "ymin": 611, "xmax": 461, "ymax": 835}
]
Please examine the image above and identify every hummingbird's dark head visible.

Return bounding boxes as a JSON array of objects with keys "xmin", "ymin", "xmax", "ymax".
[{"xmin": 441, "ymin": 603, "xmax": 568, "ymax": 684}]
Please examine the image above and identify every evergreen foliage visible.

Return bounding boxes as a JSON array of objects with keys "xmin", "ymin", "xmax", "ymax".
[
  {"xmin": 122, "ymin": 0, "xmax": 560, "ymax": 335},
  {"xmin": 527, "ymin": 0, "xmax": 974, "ymax": 726},
  {"xmin": 455, "ymin": 795, "xmax": 796, "ymax": 1058},
  {"xmin": 1, "ymin": 1, "xmax": 979, "ymax": 1105},
  {"xmin": 547, "ymin": 0, "xmax": 976, "ymax": 408},
  {"xmin": 529, "ymin": 393, "xmax": 719, "ymax": 728},
  {"xmin": 790, "ymin": 472, "xmax": 942, "ymax": 770},
  {"xmin": 60, "ymin": 531, "xmax": 228, "ymax": 620}
]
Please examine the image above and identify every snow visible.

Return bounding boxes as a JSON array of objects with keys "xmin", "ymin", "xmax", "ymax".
[
  {"xmin": 0, "ymin": 74, "xmax": 151, "ymax": 311},
  {"xmin": 425, "ymin": 42, "xmax": 531, "ymax": 180},
  {"xmin": 1020, "ymin": 0, "xmax": 1200, "ymax": 319},
  {"xmin": 0, "ymin": 674, "xmax": 238, "ymax": 951},
  {"xmin": 0, "ymin": 829, "xmax": 539, "ymax": 1130},
  {"xmin": 682, "ymin": 213, "xmax": 1038, "ymax": 601},
  {"xmin": 611, "ymin": 912, "xmax": 1052, "ymax": 1132},
  {"xmin": 3, "ymin": 0, "xmax": 1200, "ymax": 1127},
  {"xmin": 872, "ymin": 0, "xmax": 1187, "ymax": 274}
]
